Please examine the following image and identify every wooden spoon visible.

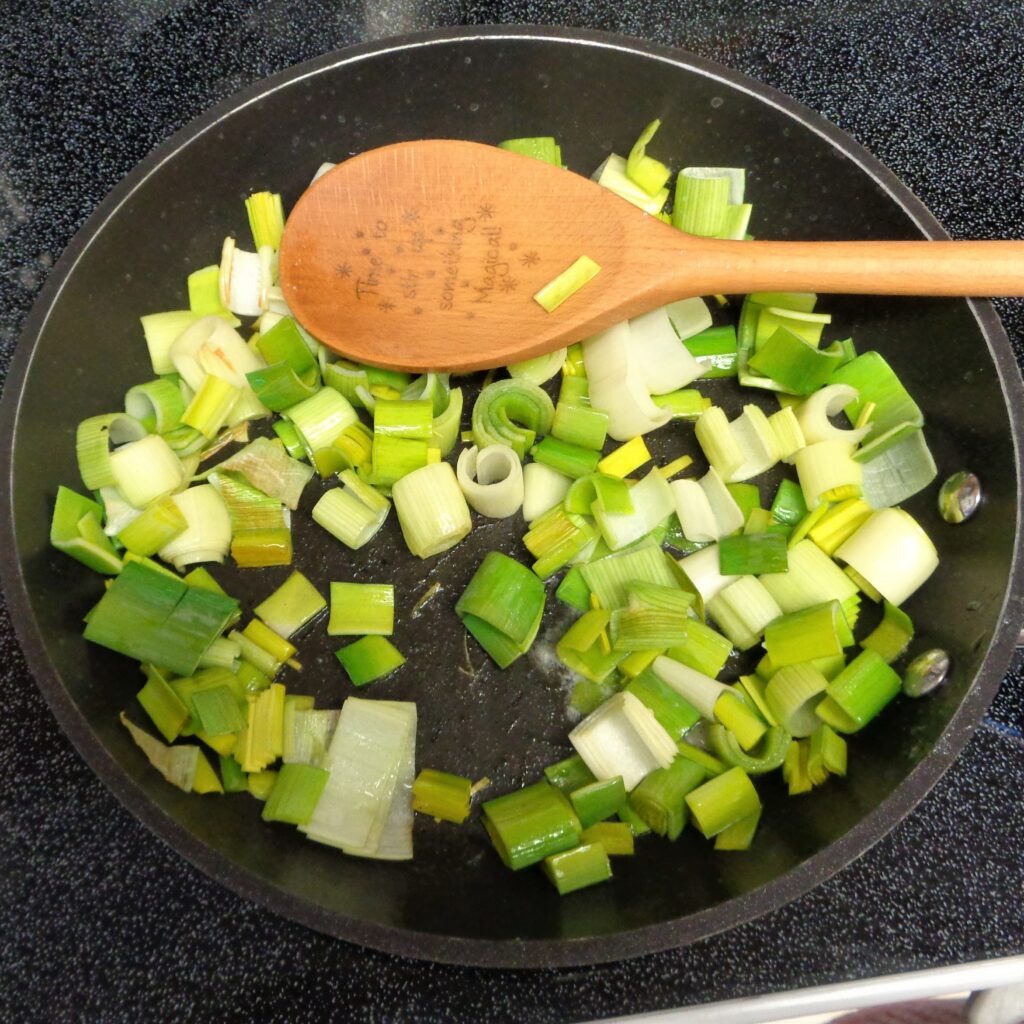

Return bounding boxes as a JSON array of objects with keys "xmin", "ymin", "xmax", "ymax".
[{"xmin": 279, "ymin": 140, "xmax": 1024, "ymax": 372}]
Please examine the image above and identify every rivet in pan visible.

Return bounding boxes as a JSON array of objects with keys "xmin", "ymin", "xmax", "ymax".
[
  {"xmin": 938, "ymin": 471, "xmax": 981, "ymax": 523},
  {"xmin": 902, "ymin": 649, "xmax": 951, "ymax": 697}
]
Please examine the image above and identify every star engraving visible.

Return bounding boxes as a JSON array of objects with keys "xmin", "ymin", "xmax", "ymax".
[
  {"xmin": 393, "ymin": 244, "xmax": 405, "ymax": 254},
  {"xmin": 378, "ymin": 299, "xmax": 396, "ymax": 313},
  {"xmin": 386, "ymin": 266, "xmax": 397, "ymax": 275},
  {"xmin": 335, "ymin": 263, "xmax": 352, "ymax": 277},
  {"xmin": 520, "ymin": 250, "xmax": 539, "ymax": 267},
  {"xmin": 360, "ymin": 246, "xmax": 372, "ymax": 256},
  {"xmin": 402, "ymin": 209, "xmax": 419, "ymax": 223},
  {"xmin": 434, "ymin": 225, "xmax": 446, "ymax": 236},
  {"xmin": 413, "ymin": 307, "xmax": 424, "ymax": 316},
  {"xmin": 460, "ymin": 279, "xmax": 472, "ymax": 288},
  {"xmin": 477, "ymin": 203, "xmax": 495, "ymax": 220},
  {"xmin": 508, "ymin": 242, "xmax": 518, "ymax": 251},
  {"xmin": 465, "ymin": 310, "xmax": 476, "ymax": 320},
  {"xmin": 499, "ymin": 277, "xmax": 519, "ymax": 293},
  {"xmin": 355, "ymin": 229, "xmax": 365, "ymax": 239}
]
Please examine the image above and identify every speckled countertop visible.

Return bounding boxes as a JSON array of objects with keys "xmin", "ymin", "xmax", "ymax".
[{"xmin": 2, "ymin": 3, "xmax": 1024, "ymax": 1022}]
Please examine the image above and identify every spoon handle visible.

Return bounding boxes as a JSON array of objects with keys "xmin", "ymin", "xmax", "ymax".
[{"xmin": 678, "ymin": 239, "xmax": 1024, "ymax": 297}]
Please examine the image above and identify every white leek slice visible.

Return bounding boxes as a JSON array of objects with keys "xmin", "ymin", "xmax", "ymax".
[
  {"xmin": 219, "ymin": 237, "xmax": 271, "ymax": 317},
  {"xmin": 696, "ymin": 405, "xmax": 780, "ymax": 483},
  {"xmin": 176, "ymin": 454, "xmax": 201, "ymax": 486},
  {"xmin": 363, "ymin": 722, "xmax": 416, "ymax": 861},
  {"xmin": 728, "ymin": 405, "xmax": 779, "ymax": 481},
  {"xmin": 628, "ymin": 299, "xmax": 710, "ymax": 394},
  {"xmin": 769, "ymin": 407, "xmax": 807, "ymax": 462},
  {"xmin": 98, "ymin": 486, "xmax": 142, "ymax": 537},
  {"xmin": 301, "ymin": 698, "xmax": 416, "ymax": 857},
  {"xmin": 699, "ymin": 466, "xmax": 745, "ymax": 536},
  {"xmin": 593, "ymin": 154, "xmax": 669, "ymax": 214},
  {"xmin": 571, "ymin": 536, "xmax": 600, "ymax": 565},
  {"xmin": 677, "ymin": 544, "xmax": 739, "ymax": 603},
  {"xmin": 507, "ymin": 348, "xmax": 566, "ymax": 385},
  {"xmin": 795, "ymin": 440, "xmax": 863, "ymax": 509},
  {"xmin": 158, "ymin": 484, "xmax": 232, "ymax": 569},
  {"xmin": 671, "ymin": 467, "xmax": 746, "ymax": 545},
  {"xmin": 707, "ymin": 576, "xmax": 783, "ymax": 650},
  {"xmin": 759, "ymin": 539, "xmax": 860, "ymax": 614},
  {"xmin": 170, "ymin": 315, "xmax": 266, "ymax": 393},
  {"xmin": 311, "ymin": 161, "xmax": 336, "ymax": 184},
  {"xmin": 283, "ymin": 709, "xmax": 340, "ymax": 765},
  {"xmin": 695, "ymin": 407, "xmax": 742, "ymax": 479},
  {"xmin": 671, "ymin": 479, "xmax": 718, "ymax": 542},
  {"xmin": 569, "ymin": 691, "xmax": 676, "ymax": 790},
  {"xmin": 109, "ymin": 434, "xmax": 186, "ymax": 509},
  {"xmin": 667, "ymin": 297, "xmax": 715, "ymax": 340},
  {"xmin": 392, "ymin": 462, "xmax": 472, "ymax": 558},
  {"xmin": 859, "ymin": 430, "xmax": 937, "ymax": 509},
  {"xmin": 140, "ymin": 311, "xmax": 198, "ymax": 375},
  {"xmin": 120, "ymin": 713, "xmax": 199, "ymax": 791},
  {"xmin": 834, "ymin": 508, "xmax": 938, "ymax": 605},
  {"xmin": 583, "ymin": 322, "xmax": 671, "ymax": 441},
  {"xmin": 796, "ymin": 384, "xmax": 870, "ymax": 447},
  {"xmin": 593, "ymin": 467, "xmax": 674, "ymax": 550},
  {"xmin": 258, "ymin": 310, "xmax": 285, "ymax": 334},
  {"xmin": 263, "ymin": 285, "xmax": 299, "ymax": 322},
  {"xmin": 523, "ymin": 462, "xmax": 572, "ymax": 522},
  {"xmin": 651, "ymin": 656, "xmax": 730, "ymax": 719},
  {"xmin": 686, "ymin": 166, "xmax": 746, "ymax": 205},
  {"xmin": 218, "ymin": 437, "xmax": 314, "ymax": 511},
  {"xmin": 456, "ymin": 445, "xmax": 524, "ymax": 519}
]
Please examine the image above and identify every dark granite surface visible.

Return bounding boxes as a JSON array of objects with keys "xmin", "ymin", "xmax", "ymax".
[{"xmin": 2, "ymin": 3, "xmax": 1023, "ymax": 1022}]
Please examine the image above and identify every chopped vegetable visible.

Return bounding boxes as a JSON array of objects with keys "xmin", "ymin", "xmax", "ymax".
[
  {"xmin": 533, "ymin": 256, "xmax": 602, "ymax": 312},
  {"xmin": 392, "ymin": 461, "xmax": 472, "ymax": 558},
  {"xmin": 328, "ymin": 583, "xmax": 395, "ymax": 636},
  {"xmin": 335, "ymin": 636, "xmax": 405, "ymax": 686},
  {"xmin": 457, "ymin": 552, "xmax": 545, "ymax": 668},
  {"xmin": 482, "ymin": 781, "xmax": 582, "ymax": 870},
  {"xmin": 412, "ymin": 769, "xmax": 473, "ymax": 824},
  {"xmin": 55, "ymin": 125, "xmax": 950, "ymax": 893}
]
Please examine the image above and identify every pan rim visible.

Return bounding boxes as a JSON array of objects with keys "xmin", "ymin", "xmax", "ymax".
[{"xmin": 2, "ymin": 24, "xmax": 1022, "ymax": 970}]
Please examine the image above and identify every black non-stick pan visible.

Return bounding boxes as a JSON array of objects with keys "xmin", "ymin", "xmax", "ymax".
[{"xmin": 2, "ymin": 27, "xmax": 1022, "ymax": 968}]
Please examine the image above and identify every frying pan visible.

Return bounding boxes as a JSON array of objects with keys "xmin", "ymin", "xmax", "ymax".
[{"xmin": 2, "ymin": 27, "xmax": 1022, "ymax": 969}]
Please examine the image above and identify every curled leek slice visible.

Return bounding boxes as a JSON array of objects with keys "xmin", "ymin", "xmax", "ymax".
[
  {"xmin": 471, "ymin": 378, "xmax": 555, "ymax": 459},
  {"xmin": 456, "ymin": 445, "xmax": 524, "ymax": 519},
  {"xmin": 507, "ymin": 349, "xmax": 566, "ymax": 385},
  {"xmin": 795, "ymin": 384, "xmax": 870, "ymax": 447},
  {"xmin": 158, "ymin": 484, "xmax": 232, "ymax": 570},
  {"xmin": 75, "ymin": 413, "xmax": 148, "ymax": 490}
]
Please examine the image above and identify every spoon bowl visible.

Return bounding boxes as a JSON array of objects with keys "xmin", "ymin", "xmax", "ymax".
[{"xmin": 280, "ymin": 139, "xmax": 1024, "ymax": 371}]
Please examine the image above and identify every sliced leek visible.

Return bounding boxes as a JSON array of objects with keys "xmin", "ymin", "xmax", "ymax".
[
  {"xmin": 392, "ymin": 462, "xmax": 472, "ymax": 558},
  {"xmin": 834, "ymin": 508, "xmax": 938, "ymax": 605}
]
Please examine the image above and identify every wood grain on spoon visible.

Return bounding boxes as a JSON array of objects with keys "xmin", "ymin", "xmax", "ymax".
[{"xmin": 279, "ymin": 140, "xmax": 1024, "ymax": 372}]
